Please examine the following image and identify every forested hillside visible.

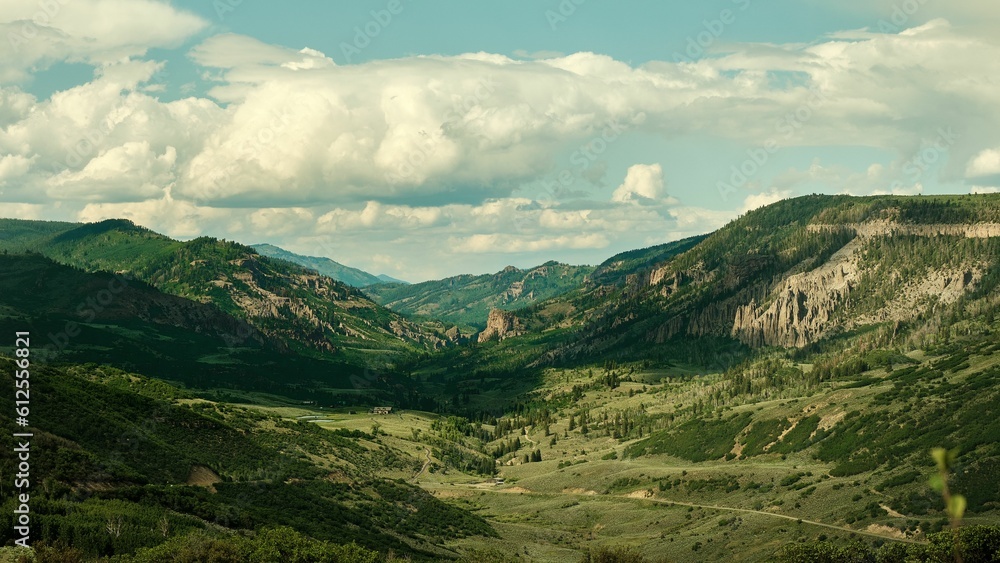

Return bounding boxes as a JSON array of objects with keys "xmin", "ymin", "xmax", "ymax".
[
  {"xmin": 365, "ymin": 261, "xmax": 593, "ymax": 330},
  {"xmin": 495, "ymin": 194, "xmax": 1000, "ymax": 365},
  {"xmin": 0, "ymin": 358, "xmax": 494, "ymax": 560},
  {"xmin": 0, "ymin": 219, "xmax": 456, "ymax": 367},
  {"xmin": 3, "ymin": 194, "xmax": 1000, "ymax": 562}
]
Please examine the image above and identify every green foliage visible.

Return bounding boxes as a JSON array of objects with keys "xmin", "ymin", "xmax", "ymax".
[
  {"xmin": 0, "ymin": 358, "xmax": 494, "ymax": 560},
  {"xmin": 815, "ymin": 363, "xmax": 1000, "ymax": 499},
  {"xmin": 365, "ymin": 261, "xmax": 594, "ymax": 329},
  {"xmin": 124, "ymin": 527, "xmax": 380, "ymax": 563},
  {"xmin": 769, "ymin": 415, "xmax": 821, "ymax": 454},
  {"xmin": 625, "ymin": 413, "xmax": 751, "ymax": 461},
  {"xmin": 579, "ymin": 546, "xmax": 654, "ymax": 563},
  {"xmin": 777, "ymin": 525, "xmax": 1000, "ymax": 563},
  {"xmin": 456, "ymin": 547, "xmax": 520, "ymax": 562},
  {"xmin": 587, "ymin": 235, "xmax": 707, "ymax": 287},
  {"xmin": 740, "ymin": 418, "xmax": 791, "ymax": 457},
  {"xmin": 877, "ymin": 470, "xmax": 921, "ymax": 491}
]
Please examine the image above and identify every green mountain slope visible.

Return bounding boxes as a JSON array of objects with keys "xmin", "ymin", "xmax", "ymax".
[
  {"xmin": 0, "ymin": 358, "xmax": 494, "ymax": 560},
  {"xmin": 251, "ymin": 243, "xmax": 392, "ymax": 287},
  {"xmin": 0, "ymin": 254, "xmax": 437, "ymax": 406},
  {"xmin": 364, "ymin": 261, "xmax": 594, "ymax": 329},
  {"xmin": 0, "ymin": 219, "xmax": 456, "ymax": 366},
  {"xmin": 3, "ymin": 195, "xmax": 1000, "ymax": 562},
  {"xmin": 587, "ymin": 235, "xmax": 708, "ymax": 287},
  {"xmin": 488, "ymin": 194, "xmax": 1000, "ymax": 366}
]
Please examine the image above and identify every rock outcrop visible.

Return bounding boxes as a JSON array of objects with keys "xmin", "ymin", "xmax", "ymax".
[
  {"xmin": 732, "ymin": 221, "xmax": 993, "ymax": 348},
  {"xmin": 478, "ymin": 309, "xmax": 523, "ymax": 343},
  {"xmin": 731, "ymin": 237, "xmax": 861, "ymax": 348}
]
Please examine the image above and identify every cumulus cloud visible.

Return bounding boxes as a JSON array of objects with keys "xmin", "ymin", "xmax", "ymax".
[
  {"xmin": 743, "ymin": 189, "xmax": 794, "ymax": 213},
  {"xmin": 5, "ymin": 21, "xmax": 1000, "ymax": 210},
  {"xmin": 0, "ymin": 0, "xmax": 207, "ymax": 83},
  {"xmin": 0, "ymin": 59, "xmax": 223, "ymax": 204},
  {"xmin": 49, "ymin": 141, "xmax": 176, "ymax": 201},
  {"xmin": 966, "ymin": 148, "xmax": 1000, "ymax": 182},
  {"xmin": 451, "ymin": 233, "xmax": 609, "ymax": 254},
  {"xmin": 611, "ymin": 164, "xmax": 668, "ymax": 203},
  {"xmin": 3, "ymin": 6, "xmax": 1000, "ymax": 278}
]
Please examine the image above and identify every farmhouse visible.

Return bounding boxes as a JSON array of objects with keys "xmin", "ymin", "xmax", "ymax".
[{"xmin": 371, "ymin": 406, "xmax": 393, "ymax": 415}]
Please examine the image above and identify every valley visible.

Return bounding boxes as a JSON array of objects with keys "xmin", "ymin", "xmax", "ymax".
[
  {"xmin": 2, "ymin": 194, "xmax": 1000, "ymax": 562},
  {"xmin": 236, "ymin": 337, "xmax": 999, "ymax": 562}
]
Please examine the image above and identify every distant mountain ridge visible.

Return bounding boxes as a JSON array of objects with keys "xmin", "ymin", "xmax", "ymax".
[
  {"xmin": 364, "ymin": 261, "xmax": 594, "ymax": 329},
  {"xmin": 377, "ymin": 273, "xmax": 408, "ymax": 284},
  {"xmin": 251, "ymin": 243, "xmax": 406, "ymax": 287},
  {"xmin": 485, "ymin": 194, "xmax": 1000, "ymax": 365},
  {"xmin": 0, "ymin": 219, "xmax": 455, "ymax": 368}
]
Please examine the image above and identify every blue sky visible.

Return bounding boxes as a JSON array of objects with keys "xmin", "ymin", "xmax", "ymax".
[{"xmin": 1, "ymin": 0, "xmax": 998, "ymax": 280}]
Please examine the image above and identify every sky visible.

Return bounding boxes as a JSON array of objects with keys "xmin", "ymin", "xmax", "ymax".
[{"xmin": 1, "ymin": 1, "xmax": 999, "ymax": 281}]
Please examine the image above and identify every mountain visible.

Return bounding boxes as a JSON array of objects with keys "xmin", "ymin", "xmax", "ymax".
[
  {"xmin": 0, "ymin": 219, "xmax": 458, "ymax": 368},
  {"xmin": 3, "ymin": 195, "xmax": 1000, "ymax": 562},
  {"xmin": 484, "ymin": 194, "xmax": 1000, "ymax": 366},
  {"xmin": 364, "ymin": 261, "xmax": 594, "ymax": 329},
  {"xmin": 586, "ymin": 235, "xmax": 709, "ymax": 287},
  {"xmin": 0, "ymin": 357, "xmax": 494, "ymax": 560},
  {"xmin": 377, "ymin": 273, "xmax": 408, "ymax": 284},
  {"xmin": 387, "ymin": 194, "xmax": 1000, "ymax": 562},
  {"xmin": 250, "ymin": 243, "xmax": 392, "ymax": 287},
  {"xmin": 0, "ymin": 253, "xmax": 450, "ymax": 409}
]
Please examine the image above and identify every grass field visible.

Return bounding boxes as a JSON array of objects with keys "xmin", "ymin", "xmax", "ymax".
[{"xmin": 227, "ymin": 344, "xmax": 1000, "ymax": 562}]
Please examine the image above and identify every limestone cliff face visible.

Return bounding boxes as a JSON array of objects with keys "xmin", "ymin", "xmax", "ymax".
[
  {"xmin": 730, "ymin": 222, "xmax": 992, "ymax": 348},
  {"xmin": 731, "ymin": 236, "xmax": 861, "ymax": 348},
  {"xmin": 478, "ymin": 309, "xmax": 523, "ymax": 343},
  {"xmin": 808, "ymin": 221, "xmax": 1000, "ymax": 239}
]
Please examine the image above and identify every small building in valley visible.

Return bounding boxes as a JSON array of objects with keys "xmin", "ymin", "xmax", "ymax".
[{"xmin": 371, "ymin": 406, "xmax": 393, "ymax": 415}]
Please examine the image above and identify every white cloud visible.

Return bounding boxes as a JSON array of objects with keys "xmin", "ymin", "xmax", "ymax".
[
  {"xmin": 871, "ymin": 183, "xmax": 924, "ymax": 196},
  {"xmin": 0, "ymin": 0, "xmax": 207, "ymax": 83},
  {"xmin": 3, "ymin": 13, "xmax": 1000, "ymax": 278},
  {"xmin": 189, "ymin": 34, "xmax": 336, "ymax": 77},
  {"xmin": 0, "ymin": 154, "xmax": 33, "ymax": 183},
  {"xmin": 966, "ymin": 148, "xmax": 1000, "ymax": 179},
  {"xmin": 0, "ymin": 59, "xmax": 223, "ymax": 203},
  {"xmin": 451, "ymin": 233, "xmax": 609, "ymax": 254},
  {"xmin": 611, "ymin": 164, "xmax": 667, "ymax": 203},
  {"xmin": 48, "ymin": 141, "xmax": 176, "ymax": 201},
  {"xmin": 316, "ymin": 201, "xmax": 445, "ymax": 232},
  {"xmin": 0, "ymin": 202, "xmax": 46, "ymax": 220},
  {"xmin": 4, "ymin": 22, "xmax": 1000, "ymax": 210},
  {"xmin": 76, "ymin": 190, "xmax": 230, "ymax": 238},
  {"xmin": 743, "ymin": 189, "xmax": 793, "ymax": 213}
]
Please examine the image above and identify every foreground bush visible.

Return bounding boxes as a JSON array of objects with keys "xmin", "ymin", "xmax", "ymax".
[{"xmin": 777, "ymin": 525, "xmax": 1000, "ymax": 563}]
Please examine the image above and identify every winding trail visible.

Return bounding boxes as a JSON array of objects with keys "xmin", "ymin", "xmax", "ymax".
[
  {"xmin": 437, "ymin": 484, "xmax": 924, "ymax": 545},
  {"xmin": 639, "ymin": 496, "xmax": 922, "ymax": 544},
  {"xmin": 412, "ymin": 449, "xmax": 432, "ymax": 482}
]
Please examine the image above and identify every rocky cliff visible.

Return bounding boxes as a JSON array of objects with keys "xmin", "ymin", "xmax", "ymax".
[
  {"xmin": 478, "ymin": 309, "xmax": 523, "ymax": 343},
  {"xmin": 730, "ymin": 221, "xmax": 994, "ymax": 348},
  {"xmin": 506, "ymin": 195, "xmax": 1000, "ymax": 362}
]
